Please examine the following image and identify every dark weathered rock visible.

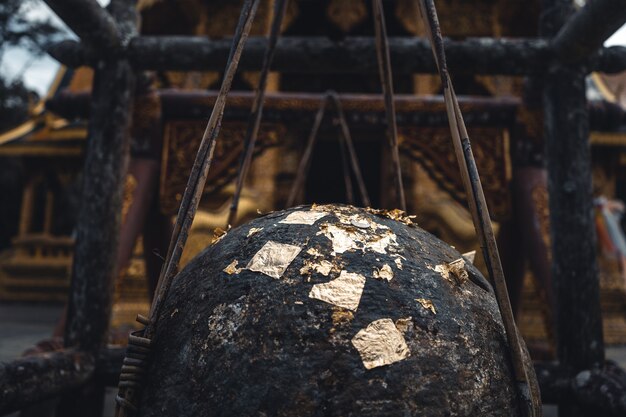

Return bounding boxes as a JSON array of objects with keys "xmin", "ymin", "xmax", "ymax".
[
  {"xmin": 139, "ymin": 205, "xmax": 537, "ymax": 416},
  {"xmin": 0, "ymin": 350, "xmax": 95, "ymax": 415}
]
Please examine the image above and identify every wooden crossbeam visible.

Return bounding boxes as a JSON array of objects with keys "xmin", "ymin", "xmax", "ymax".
[
  {"xmin": 43, "ymin": 0, "xmax": 121, "ymax": 54},
  {"xmin": 552, "ymin": 0, "xmax": 626, "ymax": 64},
  {"xmin": 48, "ymin": 36, "xmax": 626, "ymax": 75}
]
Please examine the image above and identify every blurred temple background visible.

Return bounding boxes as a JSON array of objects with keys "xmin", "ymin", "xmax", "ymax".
[{"xmin": 1, "ymin": 0, "xmax": 626, "ymax": 362}]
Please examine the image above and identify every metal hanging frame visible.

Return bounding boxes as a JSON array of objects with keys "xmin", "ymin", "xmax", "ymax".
[
  {"xmin": 417, "ymin": 1, "xmax": 539, "ymax": 415},
  {"xmin": 115, "ymin": 1, "xmax": 538, "ymax": 415},
  {"xmin": 114, "ymin": 0, "xmax": 261, "ymax": 414},
  {"xmin": 286, "ymin": 90, "xmax": 371, "ymax": 208}
]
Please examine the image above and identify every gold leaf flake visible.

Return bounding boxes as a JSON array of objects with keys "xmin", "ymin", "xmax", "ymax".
[
  {"xmin": 395, "ymin": 317, "xmax": 413, "ymax": 333},
  {"xmin": 350, "ymin": 217, "xmax": 370, "ymax": 229},
  {"xmin": 246, "ymin": 241, "xmax": 302, "ymax": 279},
  {"xmin": 364, "ymin": 208, "xmax": 417, "ymax": 226},
  {"xmin": 462, "ymin": 250, "xmax": 477, "ymax": 264},
  {"xmin": 448, "ymin": 258, "xmax": 469, "ymax": 284},
  {"xmin": 416, "ymin": 298, "xmax": 436, "ymax": 314},
  {"xmin": 308, "ymin": 271, "xmax": 366, "ymax": 311},
  {"xmin": 300, "ymin": 259, "xmax": 334, "ymax": 276},
  {"xmin": 331, "ymin": 307, "xmax": 354, "ymax": 326},
  {"xmin": 279, "ymin": 211, "xmax": 328, "ymax": 225},
  {"xmin": 306, "ymin": 248, "xmax": 323, "ymax": 257},
  {"xmin": 364, "ymin": 232, "xmax": 398, "ymax": 254},
  {"xmin": 394, "ymin": 257, "xmax": 403, "ymax": 270},
  {"xmin": 373, "ymin": 264, "xmax": 394, "ymax": 281},
  {"xmin": 351, "ymin": 318, "xmax": 411, "ymax": 370},
  {"xmin": 212, "ymin": 227, "xmax": 228, "ymax": 244},
  {"xmin": 429, "ymin": 263, "xmax": 450, "ymax": 280},
  {"xmin": 223, "ymin": 260, "xmax": 243, "ymax": 275},
  {"xmin": 317, "ymin": 224, "xmax": 360, "ymax": 254},
  {"xmin": 316, "ymin": 221, "xmax": 399, "ymax": 256},
  {"xmin": 247, "ymin": 227, "xmax": 263, "ymax": 238},
  {"xmin": 428, "ymin": 258, "xmax": 468, "ymax": 285}
]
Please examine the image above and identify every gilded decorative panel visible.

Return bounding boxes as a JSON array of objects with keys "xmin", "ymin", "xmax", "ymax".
[
  {"xmin": 396, "ymin": 0, "xmax": 498, "ymax": 37},
  {"xmin": 160, "ymin": 120, "xmax": 284, "ymax": 215},
  {"xmin": 327, "ymin": 0, "xmax": 368, "ymax": 32},
  {"xmin": 399, "ymin": 126, "xmax": 511, "ymax": 220}
]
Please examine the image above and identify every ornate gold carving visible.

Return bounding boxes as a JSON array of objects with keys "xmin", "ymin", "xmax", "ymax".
[
  {"xmin": 400, "ymin": 126, "xmax": 512, "ymax": 220},
  {"xmin": 591, "ymin": 132, "xmax": 626, "ymax": 147},
  {"xmin": 197, "ymin": 0, "xmax": 274, "ymax": 37},
  {"xmin": 327, "ymin": 0, "xmax": 367, "ymax": 33},
  {"xmin": 131, "ymin": 91, "xmax": 162, "ymax": 155},
  {"xmin": 137, "ymin": 0, "xmax": 161, "ymax": 11},
  {"xmin": 160, "ymin": 121, "xmax": 284, "ymax": 215},
  {"xmin": 517, "ymin": 107, "xmax": 543, "ymax": 142},
  {"xmin": 397, "ymin": 0, "xmax": 498, "ymax": 37},
  {"xmin": 121, "ymin": 174, "xmax": 138, "ymax": 224},
  {"xmin": 395, "ymin": 0, "xmax": 422, "ymax": 35}
]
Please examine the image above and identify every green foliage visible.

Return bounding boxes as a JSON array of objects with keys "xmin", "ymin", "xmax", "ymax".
[
  {"xmin": 0, "ymin": 0, "xmax": 62, "ymax": 131},
  {"xmin": 0, "ymin": 79, "xmax": 32, "ymax": 132},
  {"xmin": 0, "ymin": 0, "xmax": 61, "ymax": 58}
]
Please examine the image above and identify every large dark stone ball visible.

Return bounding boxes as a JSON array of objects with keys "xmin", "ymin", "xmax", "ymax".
[{"xmin": 139, "ymin": 205, "xmax": 538, "ymax": 416}]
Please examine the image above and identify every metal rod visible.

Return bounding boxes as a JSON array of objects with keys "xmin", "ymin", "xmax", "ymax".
[
  {"xmin": 286, "ymin": 91, "xmax": 371, "ymax": 208},
  {"xmin": 338, "ymin": 132, "xmax": 355, "ymax": 205},
  {"xmin": 149, "ymin": 0, "xmax": 259, "ymax": 325},
  {"xmin": 286, "ymin": 97, "xmax": 328, "ymax": 207},
  {"xmin": 372, "ymin": 0, "xmax": 406, "ymax": 211},
  {"xmin": 327, "ymin": 92, "xmax": 371, "ymax": 207},
  {"xmin": 418, "ymin": 0, "xmax": 538, "ymax": 415},
  {"xmin": 114, "ymin": 1, "xmax": 261, "ymax": 415},
  {"xmin": 227, "ymin": 0, "xmax": 289, "ymax": 227}
]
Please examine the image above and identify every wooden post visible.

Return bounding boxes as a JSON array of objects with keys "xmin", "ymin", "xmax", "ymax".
[
  {"xmin": 541, "ymin": 1, "xmax": 605, "ymax": 416},
  {"xmin": 544, "ymin": 65, "xmax": 605, "ymax": 417},
  {"xmin": 54, "ymin": 0, "xmax": 137, "ymax": 415},
  {"xmin": 58, "ymin": 59, "xmax": 135, "ymax": 417},
  {"xmin": 62, "ymin": 0, "xmax": 136, "ymax": 354},
  {"xmin": 43, "ymin": 190, "xmax": 55, "ymax": 235},
  {"xmin": 18, "ymin": 179, "xmax": 36, "ymax": 236}
]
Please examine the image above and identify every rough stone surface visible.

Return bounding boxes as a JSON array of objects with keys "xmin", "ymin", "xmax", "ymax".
[{"xmin": 139, "ymin": 205, "xmax": 537, "ymax": 416}]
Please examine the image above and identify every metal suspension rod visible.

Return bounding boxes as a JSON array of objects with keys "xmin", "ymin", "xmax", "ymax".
[
  {"xmin": 338, "ymin": 131, "xmax": 355, "ymax": 205},
  {"xmin": 327, "ymin": 92, "xmax": 371, "ymax": 207},
  {"xmin": 286, "ymin": 91, "xmax": 371, "ymax": 208},
  {"xmin": 149, "ymin": 0, "xmax": 259, "ymax": 323},
  {"xmin": 372, "ymin": 0, "xmax": 406, "ymax": 211},
  {"xmin": 227, "ymin": 0, "xmax": 289, "ymax": 227},
  {"xmin": 418, "ymin": 0, "xmax": 538, "ymax": 416},
  {"xmin": 114, "ymin": 0, "xmax": 261, "ymax": 415},
  {"xmin": 286, "ymin": 96, "xmax": 328, "ymax": 207}
]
